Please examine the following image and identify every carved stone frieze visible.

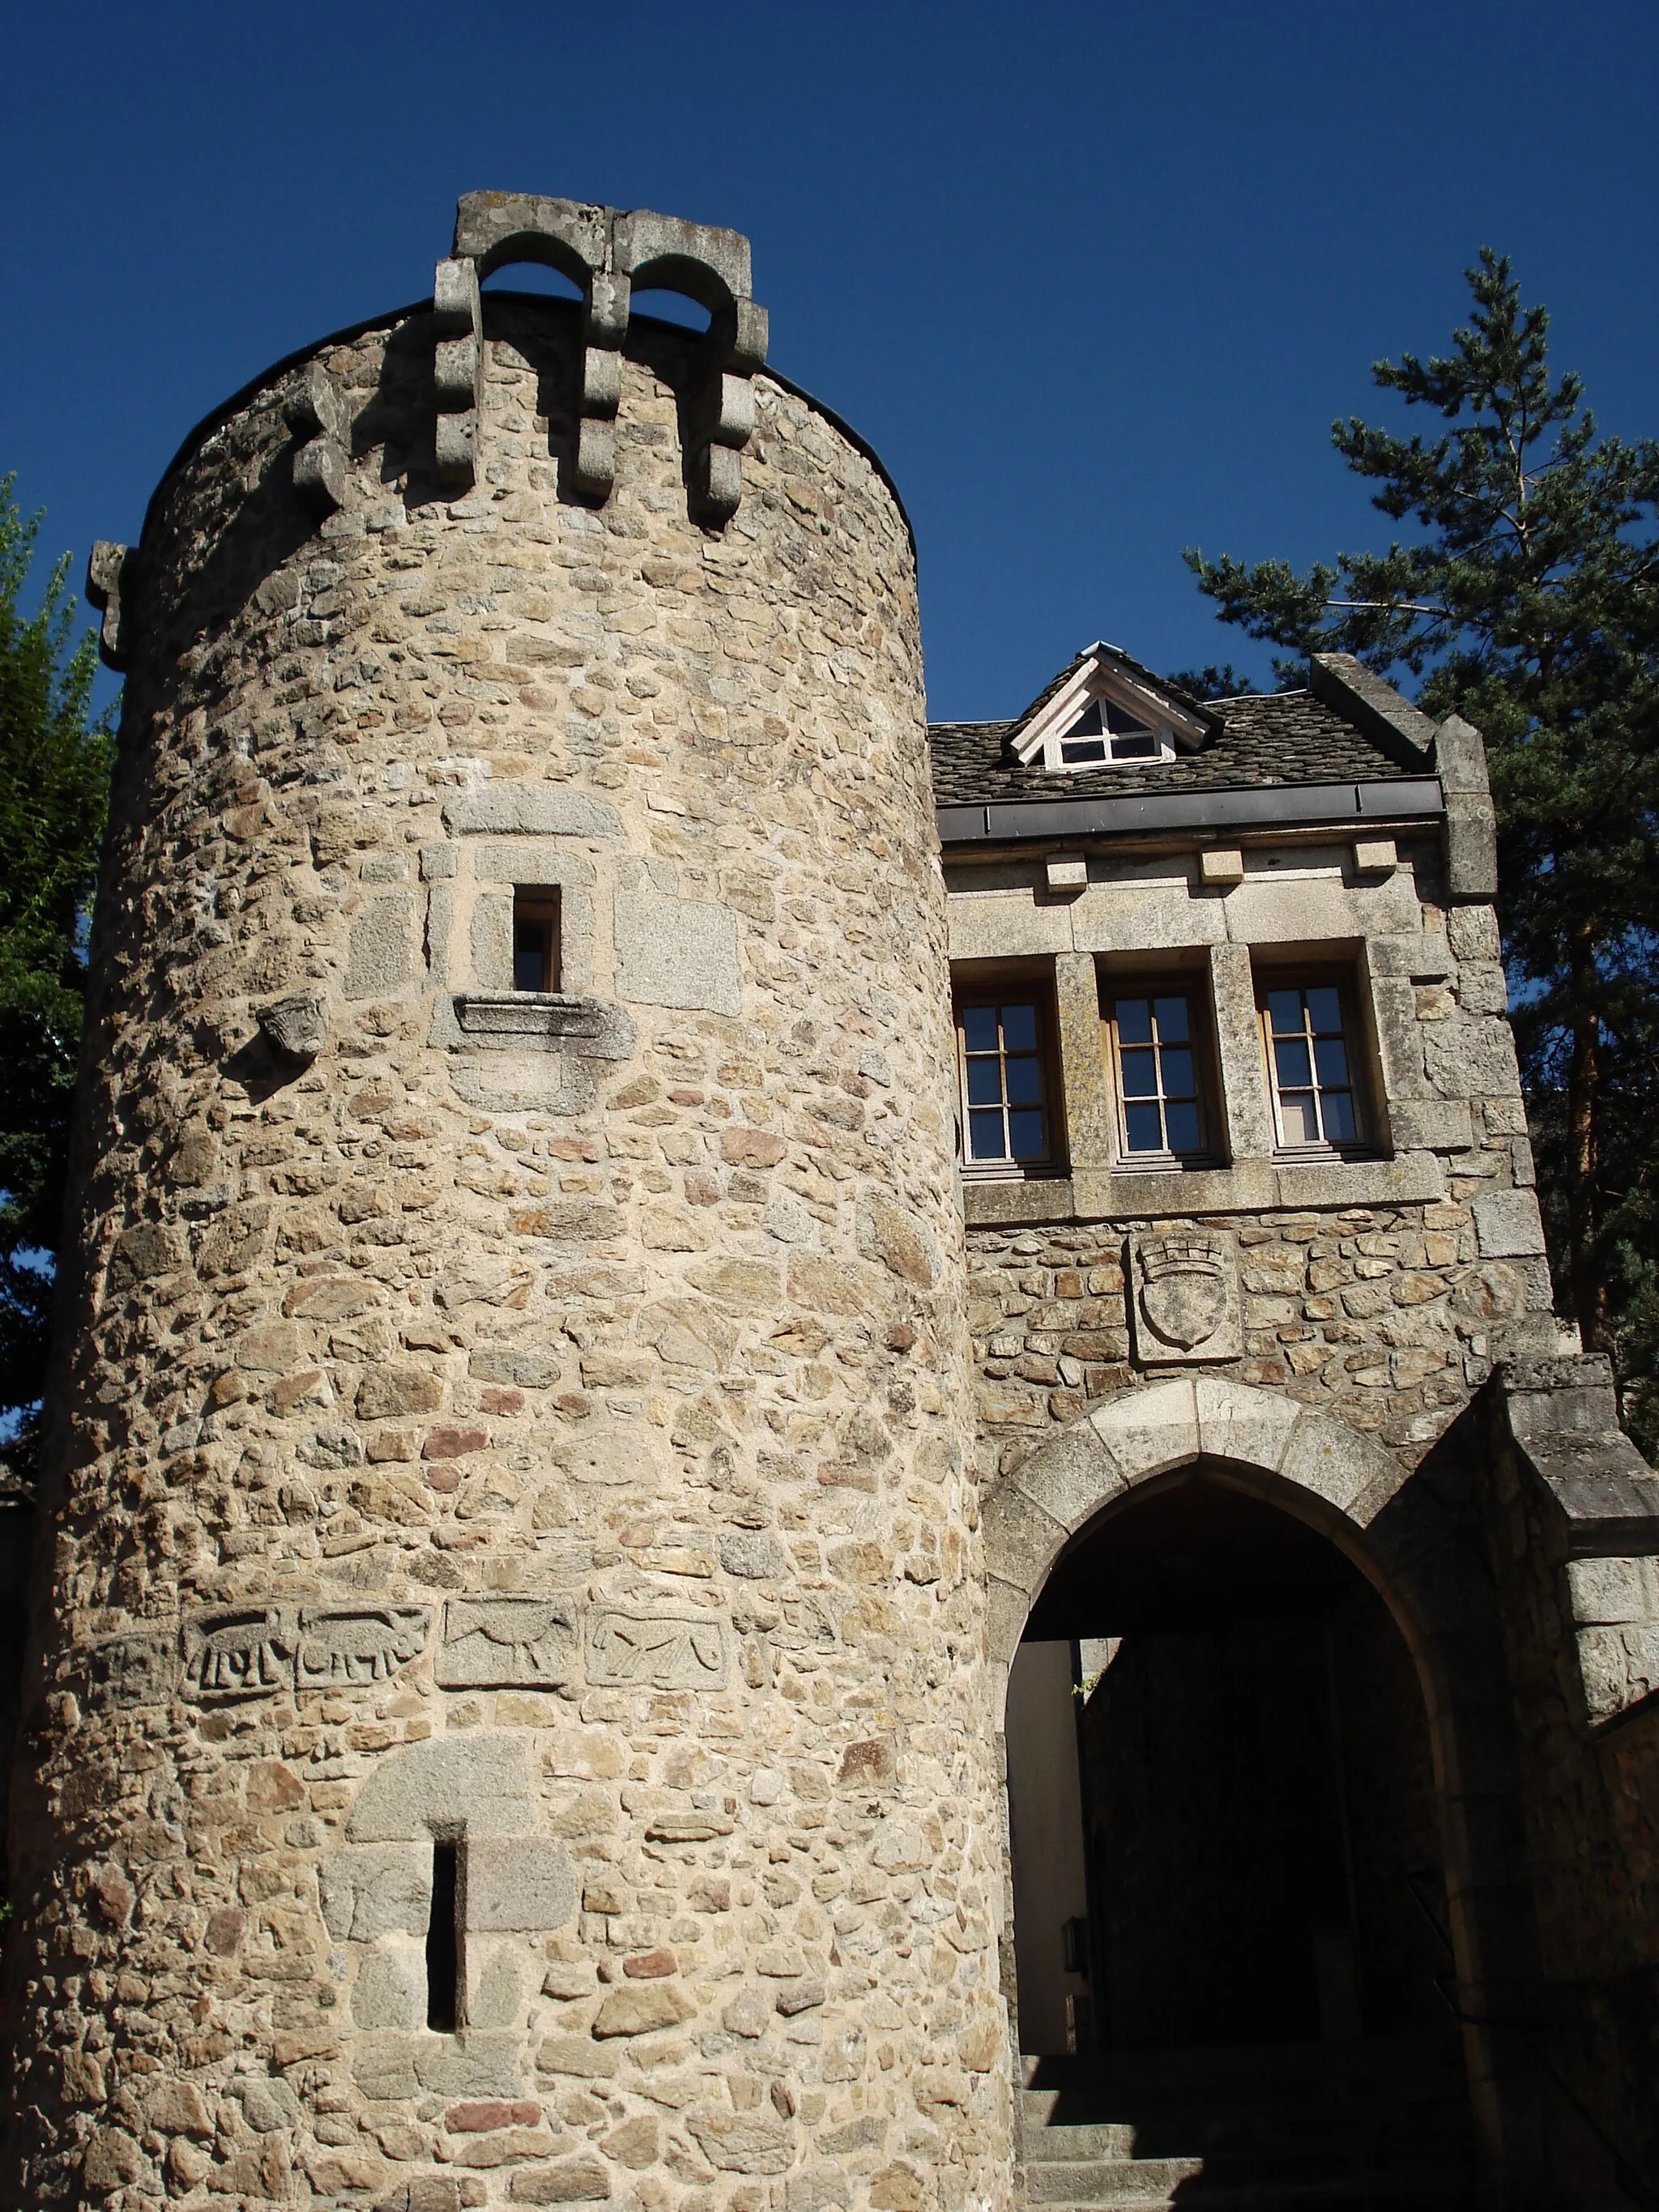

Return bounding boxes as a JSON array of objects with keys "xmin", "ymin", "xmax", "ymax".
[
  {"xmin": 295, "ymin": 1607, "xmax": 430, "ymax": 1691},
  {"xmin": 586, "ymin": 1608, "xmax": 729, "ymax": 1691},
  {"xmin": 435, "ymin": 1596, "xmax": 578, "ymax": 1688},
  {"xmin": 82, "ymin": 1632, "xmax": 175, "ymax": 1711},
  {"xmin": 182, "ymin": 1608, "xmax": 292, "ymax": 1703},
  {"xmin": 181, "ymin": 1604, "xmax": 429, "ymax": 1702}
]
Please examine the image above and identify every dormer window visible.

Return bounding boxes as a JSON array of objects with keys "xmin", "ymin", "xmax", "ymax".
[
  {"xmin": 1010, "ymin": 643, "xmax": 1213, "ymax": 778},
  {"xmin": 1056, "ymin": 699, "xmax": 1171, "ymax": 767}
]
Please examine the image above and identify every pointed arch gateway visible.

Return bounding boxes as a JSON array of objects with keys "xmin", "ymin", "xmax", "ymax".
[{"xmin": 983, "ymin": 1375, "xmax": 1546, "ymax": 2200}]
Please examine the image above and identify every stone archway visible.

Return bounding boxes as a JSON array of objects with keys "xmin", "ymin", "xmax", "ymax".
[{"xmin": 982, "ymin": 1375, "xmax": 1546, "ymax": 2201}]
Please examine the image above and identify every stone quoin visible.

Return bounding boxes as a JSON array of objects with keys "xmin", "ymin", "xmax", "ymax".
[{"xmin": 6, "ymin": 191, "xmax": 1659, "ymax": 2212}]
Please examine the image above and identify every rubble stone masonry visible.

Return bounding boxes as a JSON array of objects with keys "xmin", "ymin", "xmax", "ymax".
[{"xmin": 3, "ymin": 288, "xmax": 1009, "ymax": 2209}]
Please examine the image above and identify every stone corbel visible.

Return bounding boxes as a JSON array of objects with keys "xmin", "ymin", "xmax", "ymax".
[
  {"xmin": 684, "ymin": 294, "xmax": 769, "ymax": 525},
  {"xmin": 432, "ymin": 255, "xmax": 484, "ymax": 489},
  {"xmin": 284, "ymin": 362, "xmax": 348, "ymax": 517},
  {"xmin": 85, "ymin": 541, "xmax": 137, "ymax": 672},
  {"xmin": 612, "ymin": 207, "xmax": 767, "ymax": 527},
  {"xmin": 574, "ymin": 266, "xmax": 629, "ymax": 500}
]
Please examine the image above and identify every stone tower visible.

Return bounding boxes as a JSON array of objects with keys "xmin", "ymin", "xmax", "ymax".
[{"xmin": 8, "ymin": 196, "xmax": 1009, "ymax": 2208}]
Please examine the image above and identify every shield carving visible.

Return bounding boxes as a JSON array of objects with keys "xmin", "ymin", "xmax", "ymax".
[
  {"xmin": 1129, "ymin": 1231, "xmax": 1242, "ymax": 1363},
  {"xmin": 1138, "ymin": 1261, "xmax": 1226, "ymax": 1350}
]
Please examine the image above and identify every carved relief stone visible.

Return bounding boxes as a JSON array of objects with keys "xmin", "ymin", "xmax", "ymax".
[
  {"xmin": 1128, "ymin": 1230, "xmax": 1243, "ymax": 1364},
  {"xmin": 183, "ymin": 1609, "xmax": 291, "ymax": 1703},
  {"xmin": 295, "ymin": 1608, "xmax": 430, "ymax": 1691},
  {"xmin": 435, "ymin": 1596, "xmax": 578, "ymax": 1688},
  {"xmin": 180, "ymin": 1605, "xmax": 429, "ymax": 1701},
  {"xmin": 587, "ymin": 1609, "xmax": 729, "ymax": 1691},
  {"xmin": 83, "ymin": 1633, "xmax": 175, "ymax": 1711}
]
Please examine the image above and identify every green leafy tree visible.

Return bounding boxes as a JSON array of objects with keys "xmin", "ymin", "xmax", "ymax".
[
  {"xmin": 1183, "ymin": 252, "xmax": 1659, "ymax": 1437},
  {"xmin": 0, "ymin": 478, "xmax": 113, "ymax": 1477}
]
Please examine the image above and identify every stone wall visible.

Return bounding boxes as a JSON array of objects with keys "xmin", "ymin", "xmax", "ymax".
[
  {"xmin": 967, "ymin": 1199, "xmax": 1545, "ymax": 1482},
  {"xmin": 1474, "ymin": 1365, "xmax": 1659, "ymax": 2199},
  {"xmin": 4, "ymin": 286, "xmax": 1009, "ymax": 2211}
]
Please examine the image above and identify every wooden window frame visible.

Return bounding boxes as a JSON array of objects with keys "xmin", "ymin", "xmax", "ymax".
[
  {"xmin": 1101, "ymin": 977, "xmax": 1220, "ymax": 1171},
  {"xmin": 1256, "ymin": 966, "xmax": 1373, "ymax": 1158},
  {"xmin": 953, "ymin": 981, "xmax": 1062, "ymax": 1180}
]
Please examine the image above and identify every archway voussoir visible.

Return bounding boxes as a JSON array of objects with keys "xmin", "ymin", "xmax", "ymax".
[
  {"xmin": 1195, "ymin": 1375, "xmax": 1302, "ymax": 1476},
  {"xmin": 981, "ymin": 1487, "xmax": 1067, "ymax": 1604},
  {"xmin": 1277, "ymin": 1409, "xmax": 1407, "ymax": 1522},
  {"xmin": 987, "ymin": 1575, "xmax": 1034, "ymax": 1669},
  {"xmin": 1088, "ymin": 1375, "xmax": 1200, "ymax": 1486},
  {"xmin": 1011, "ymin": 1421, "xmax": 1126, "ymax": 1535}
]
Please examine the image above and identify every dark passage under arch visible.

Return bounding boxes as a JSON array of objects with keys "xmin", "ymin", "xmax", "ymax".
[{"xmin": 1005, "ymin": 1464, "xmax": 1476, "ymax": 2202}]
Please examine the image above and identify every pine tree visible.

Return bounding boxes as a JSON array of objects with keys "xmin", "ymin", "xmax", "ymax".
[
  {"xmin": 0, "ymin": 478, "xmax": 113, "ymax": 1477},
  {"xmin": 1183, "ymin": 253, "xmax": 1659, "ymax": 1436}
]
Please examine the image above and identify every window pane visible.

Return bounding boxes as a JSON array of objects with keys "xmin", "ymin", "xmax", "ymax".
[
  {"xmin": 1009, "ymin": 1110, "xmax": 1047, "ymax": 1159},
  {"xmin": 1166, "ymin": 1099, "xmax": 1202, "ymax": 1154},
  {"xmin": 1105, "ymin": 700, "xmax": 1152, "ymax": 735},
  {"xmin": 1120, "ymin": 1048, "xmax": 1158, "ymax": 1098},
  {"xmin": 1004, "ymin": 1056, "xmax": 1043, "ymax": 1106},
  {"xmin": 1160, "ymin": 1047, "xmax": 1196, "ymax": 1100},
  {"xmin": 969, "ymin": 1110, "xmax": 1007, "ymax": 1160},
  {"xmin": 1323, "ymin": 1089, "xmax": 1358, "ymax": 1143},
  {"xmin": 1306, "ymin": 985, "xmax": 1343, "ymax": 1034},
  {"xmin": 1124, "ymin": 1101, "xmax": 1164, "ymax": 1153},
  {"xmin": 1267, "ymin": 990, "xmax": 1305, "ymax": 1036},
  {"xmin": 1279, "ymin": 1093, "xmax": 1320, "ymax": 1144},
  {"xmin": 1060, "ymin": 739, "xmax": 1107, "ymax": 764},
  {"xmin": 1067, "ymin": 701, "xmax": 1104, "ymax": 738},
  {"xmin": 966, "ymin": 1058, "xmax": 1004, "ymax": 1106},
  {"xmin": 1110, "ymin": 732, "xmax": 1158, "ymax": 760},
  {"xmin": 962, "ymin": 1006, "xmax": 998, "ymax": 1053},
  {"xmin": 1154, "ymin": 995, "xmax": 1189, "ymax": 1042},
  {"xmin": 1000, "ymin": 1004, "xmax": 1038, "ymax": 1051},
  {"xmin": 1115, "ymin": 997, "xmax": 1152, "ymax": 1045},
  {"xmin": 1274, "ymin": 1037, "xmax": 1313, "ymax": 1089},
  {"xmin": 514, "ymin": 944, "xmax": 546, "ymax": 992},
  {"xmin": 1314, "ymin": 1036, "xmax": 1350, "ymax": 1086}
]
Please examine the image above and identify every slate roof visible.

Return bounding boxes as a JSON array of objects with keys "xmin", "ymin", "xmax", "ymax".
[{"xmin": 928, "ymin": 688, "xmax": 1422, "ymax": 810}]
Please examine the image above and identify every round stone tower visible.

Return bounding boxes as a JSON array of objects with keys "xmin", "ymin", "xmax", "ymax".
[{"xmin": 7, "ymin": 195, "xmax": 1009, "ymax": 2212}]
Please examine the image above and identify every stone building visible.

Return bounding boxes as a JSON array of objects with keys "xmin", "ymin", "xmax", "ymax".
[{"xmin": 5, "ymin": 191, "xmax": 1658, "ymax": 2210}]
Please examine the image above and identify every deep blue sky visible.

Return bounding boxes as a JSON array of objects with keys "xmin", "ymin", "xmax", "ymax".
[{"xmin": 2, "ymin": 0, "xmax": 1654, "ymax": 722}]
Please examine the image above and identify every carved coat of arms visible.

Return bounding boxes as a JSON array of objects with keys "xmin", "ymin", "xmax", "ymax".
[{"xmin": 1128, "ymin": 1230, "xmax": 1242, "ymax": 1364}]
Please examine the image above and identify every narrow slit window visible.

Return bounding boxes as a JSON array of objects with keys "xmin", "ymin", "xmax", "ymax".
[
  {"xmin": 957, "ymin": 1000, "xmax": 1051, "ymax": 1168},
  {"xmin": 1260, "ymin": 979, "xmax": 1364, "ymax": 1152},
  {"xmin": 426, "ymin": 1839, "xmax": 461, "ymax": 2032},
  {"xmin": 512, "ymin": 888, "xmax": 561, "ymax": 994}
]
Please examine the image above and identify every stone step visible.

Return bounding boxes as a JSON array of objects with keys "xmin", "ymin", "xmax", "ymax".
[
  {"xmin": 1021, "ymin": 2104, "xmax": 1471, "ymax": 2160},
  {"xmin": 1025, "ymin": 2157, "xmax": 1206, "ymax": 2200},
  {"xmin": 1034, "ymin": 2172, "xmax": 1474, "ymax": 2212},
  {"xmin": 1025, "ymin": 2150, "xmax": 1473, "ymax": 2201}
]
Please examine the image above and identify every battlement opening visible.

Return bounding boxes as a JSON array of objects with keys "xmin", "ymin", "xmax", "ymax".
[
  {"xmin": 480, "ymin": 262, "xmax": 584, "ymax": 300},
  {"xmin": 632, "ymin": 287, "xmax": 713, "ymax": 333}
]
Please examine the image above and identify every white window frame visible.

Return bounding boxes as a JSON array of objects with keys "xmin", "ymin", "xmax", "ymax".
[
  {"xmin": 1256, "ymin": 971, "xmax": 1371, "ymax": 1157},
  {"xmin": 1013, "ymin": 654, "xmax": 1206, "ymax": 777},
  {"xmin": 1102, "ymin": 982, "xmax": 1218, "ymax": 1170}
]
